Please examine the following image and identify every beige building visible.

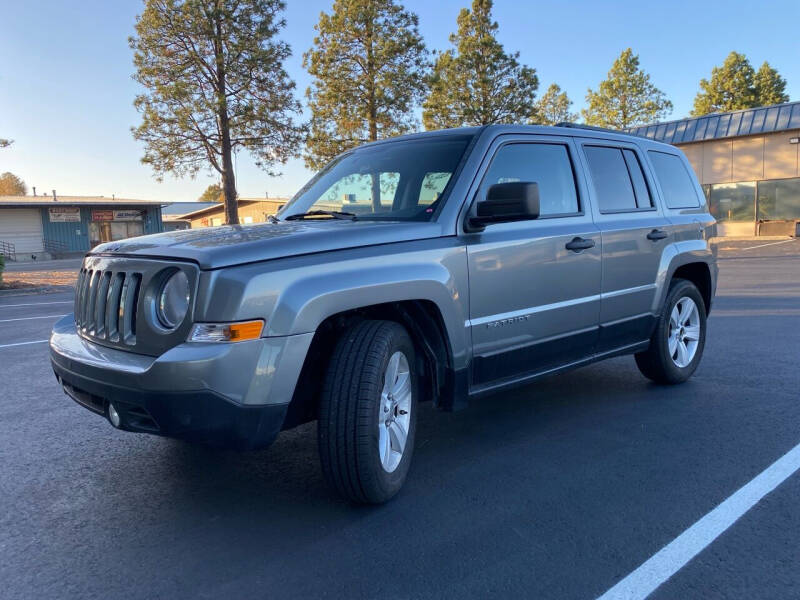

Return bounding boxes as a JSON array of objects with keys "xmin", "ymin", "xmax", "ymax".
[
  {"xmin": 630, "ymin": 101, "xmax": 800, "ymax": 236},
  {"xmin": 180, "ymin": 197, "xmax": 289, "ymax": 229}
]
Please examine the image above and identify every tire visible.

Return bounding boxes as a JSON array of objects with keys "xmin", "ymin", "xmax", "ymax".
[
  {"xmin": 635, "ymin": 278, "xmax": 707, "ymax": 385},
  {"xmin": 318, "ymin": 320, "xmax": 418, "ymax": 504}
]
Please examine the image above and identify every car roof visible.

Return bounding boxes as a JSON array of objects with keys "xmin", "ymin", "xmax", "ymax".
[{"xmin": 360, "ymin": 124, "xmax": 680, "ymax": 153}]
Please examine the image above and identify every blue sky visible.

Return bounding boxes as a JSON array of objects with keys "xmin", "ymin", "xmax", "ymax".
[{"xmin": 1, "ymin": 0, "xmax": 798, "ymax": 203}]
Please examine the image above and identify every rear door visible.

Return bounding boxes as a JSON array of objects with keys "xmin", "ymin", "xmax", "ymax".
[
  {"xmin": 462, "ymin": 135, "xmax": 602, "ymax": 391},
  {"xmin": 577, "ymin": 140, "xmax": 671, "ymax": 355}
]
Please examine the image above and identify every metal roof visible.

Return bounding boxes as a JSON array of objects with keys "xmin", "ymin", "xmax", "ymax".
[
  {"xmin": 0, "ymin": 195, "xmax": 165, "ymax": 207},
  {"xmin": 628, "ymin": 101, "xmax": 800, "ymax": 145},
  {"xmin": 179, "ymin": 197, "xmax": 288, "ymax": 219},
  {"xmin": 161, "ymin": 201, "xmax": 218, "ymax": 215}
]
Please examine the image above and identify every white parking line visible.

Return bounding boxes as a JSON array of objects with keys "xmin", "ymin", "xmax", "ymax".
[
  {"xmin": 0, "ymin": 301, "xmax": 73, "ymax": 308},
  {"xmin": 0, "ymin": 314, "xmax": 67, "ymax": 323},
  {"xmin": 740, "ymin": 239, "xmax": 795, "ymax": 251},
  {"xmin": 0, "ymin": 339, "xmax": 49, "ymax": 349},
  {"xmin": 597, "ymin": 441, "xmax": 800, "ymax": 600}
]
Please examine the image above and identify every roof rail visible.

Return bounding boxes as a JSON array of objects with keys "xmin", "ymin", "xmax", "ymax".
[
  {"xmin": 555, "ymin": 122, "xmax": 650, "ymax": 139},
  {"xmin": 556, "ymin": 122, "xmax": 622, "ymax": 133}
]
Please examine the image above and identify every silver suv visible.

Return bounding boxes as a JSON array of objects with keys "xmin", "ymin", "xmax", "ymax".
[{"xmin": 51, "ymin": 125, "xmax": 717, "ymax": 504}]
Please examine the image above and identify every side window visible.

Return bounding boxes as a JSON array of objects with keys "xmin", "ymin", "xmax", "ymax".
[
  {"xmin": 583, "ymin": 146, "xmax": 638, "ymax": 212},
  {"xmin": 419, "ymin": 172, "xmax": 452, "ymax": 205},
  {"xmin": 623, "ymin": 149, "xmax": 652, "ymax": 208},
  {"xmin": 648, "ymin": 151, "xmax": 701, "ymax": 209},
  {"xmin": 479, "ymin": 143, "xmax": 579, "ymax": 217}
]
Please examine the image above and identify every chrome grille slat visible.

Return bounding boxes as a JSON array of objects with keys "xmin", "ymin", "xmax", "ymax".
[
  {"xmin": 86, "ymin": 271, "xmax": 101, "ymax": 334},
  {"xmin": 94, "ymin": 272, "xmax": 112, "ymax": 339},
  {"xmin": 105, "ymin": 273, "xmax": 124, "ymax": 342}
]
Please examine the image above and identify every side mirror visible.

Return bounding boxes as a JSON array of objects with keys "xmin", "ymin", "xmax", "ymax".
[{"xmin": 467, "ymin": 182, "xmax": 540, "ymax": 231}]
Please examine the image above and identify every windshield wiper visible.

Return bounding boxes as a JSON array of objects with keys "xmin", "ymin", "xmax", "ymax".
[{"xmin": 284, "ymin": 210, "xmax": 357, "ymax": 221}]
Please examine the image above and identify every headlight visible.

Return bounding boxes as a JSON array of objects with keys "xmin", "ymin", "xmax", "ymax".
[{"xmin": 157, "ymin": 270, "xmax": 190, "ymax": 329}]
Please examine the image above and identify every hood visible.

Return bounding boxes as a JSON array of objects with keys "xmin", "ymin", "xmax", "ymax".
[{"xmin": 90, "ymin": 220, "xmax": 447, "ymax": 269}]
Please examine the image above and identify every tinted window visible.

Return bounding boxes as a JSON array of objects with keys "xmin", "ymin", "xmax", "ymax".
[
  {"xmin": 648, "ymin": 151, "xmax": 701, "ymax": 209},
  {"xmin": 479, "ymin": 143, "xmax": 579, "ymax": 216},
  {"xmin": 623, "ymin": 149, "xmax": 652, "ymax": 208},
  {"xmin": 584, "ymin": 146, "xmax": 637, "ymax": 212}
]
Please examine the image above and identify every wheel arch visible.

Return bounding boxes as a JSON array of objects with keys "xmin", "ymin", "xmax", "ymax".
[{"xmin": 283, "ymin": 299, "xmax": 462, "ymax": 430}]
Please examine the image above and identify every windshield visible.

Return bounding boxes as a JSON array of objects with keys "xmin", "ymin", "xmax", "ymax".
[{"xmin": 279, "ymin": 135, "xmax": 473, "ymax": 221}]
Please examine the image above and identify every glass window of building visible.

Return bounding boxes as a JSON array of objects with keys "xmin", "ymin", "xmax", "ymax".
[
  {"xmin": 648, "ymin": 151, "xmax": 700, "ymax": 209},
  {"xmin": 708, "ymin": 182, "xmax": 756, "ymax": 222},
  {"xmin": 757, "ymin": 178, "xmax": 800, "ymax": 220}
]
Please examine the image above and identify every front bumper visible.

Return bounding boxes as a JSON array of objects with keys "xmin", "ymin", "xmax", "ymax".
[{"xmin": 50, "ymin": 314, "xmax": 314, "ymax": 449}]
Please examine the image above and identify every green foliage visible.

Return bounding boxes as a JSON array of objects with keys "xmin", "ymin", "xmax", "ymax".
[
  {"xmin": 0, "ymin": 172, "xmax": 27, "ymax": 195},
  {"xmin": 422, "ymin": 0, "xmax": 538, "ymax": 130},
  {"xmin": 754, "ymin": 61, "xmax": 789, "ymax": 107},
  {"xmin": 531, "ymin": 83, "xmax": 576, "ymax": 126},
  {"xmin": 692, "ymin": 52, "xmax": 757, "ymax": 116},
  {"xmin": 130, "ymin": 0, "xmax": 303, "ymax": 224},
  {"xmin": 198, "ymin": 183, "xmax": 224, "ymax": 202},
  {"xmin": 691, "ymin": 53, "xmax": 788, "ymax": 116},
  {"xmin": 583, "ymin": 49, "xmax": 672, "ymax": 129},
  {"xmin": 303, "ymin": 0, "xmax": 429, "ymax": 171}
]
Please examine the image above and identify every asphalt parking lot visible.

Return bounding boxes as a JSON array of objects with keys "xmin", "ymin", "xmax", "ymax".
[{"xmin": 2, "ymin": 239, "xmax": 799, "ymax": 600}]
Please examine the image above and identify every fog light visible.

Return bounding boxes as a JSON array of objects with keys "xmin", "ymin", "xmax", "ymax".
[{"xmin": 108, "ymin": 403, "xmax": 121, "ymax": 428}]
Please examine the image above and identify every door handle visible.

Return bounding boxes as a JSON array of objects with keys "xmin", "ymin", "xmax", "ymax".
[
  {"xmin": 565, "ymin": 237, "xmax": 596, "ymax": 252},
  {"xmin": 647, "ymin": 229, "xmax": 669, "ymax": 241}
]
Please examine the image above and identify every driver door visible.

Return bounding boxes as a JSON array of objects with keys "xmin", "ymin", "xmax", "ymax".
[{"xmin": 463, "ymin": 136, "xmax": 602, "ymax": 390}]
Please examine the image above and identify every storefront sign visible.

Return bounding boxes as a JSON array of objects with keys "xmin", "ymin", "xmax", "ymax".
[
  {"xmin": 48, "ymin": 207, "xmax": 81, "ymax": 222},
  {"xmin": 91, "ymin": 210, "xmax": 114, "ymax": 221},
  {"xmin": 113, "ymin": 210, "xmax": 143, "ymax": 221}
]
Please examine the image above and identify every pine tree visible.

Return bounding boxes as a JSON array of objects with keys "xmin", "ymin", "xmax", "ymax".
[
  {"xmin": 422, "ymin": 0, "xmax": 538, "ymax": 129},
  {"xmin": 754, "ymin": 61, "xmax": 789, "ymax": 106},
  {"xmin": 130, "ymin": 0, "xmax": 303, "ymax": 224},
  {"xmin": 583, "ymin": 48, "xmax": 672, "ymax": 129},
  {"xmin": 531, "ymin": 83, "xmax": 576, "ymax": 126},
  {"xmin": 303, "ymin": 0, "xmax": 428, "ymax": 171},
  {"xmin": 691, "ymin": 51, "xmax": 757, "ymax": 116}
]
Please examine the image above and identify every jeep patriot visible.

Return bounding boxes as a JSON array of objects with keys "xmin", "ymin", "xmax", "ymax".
[{"xmin": 51, "ymin": 124, "xmax": 718, "ymax": 503}]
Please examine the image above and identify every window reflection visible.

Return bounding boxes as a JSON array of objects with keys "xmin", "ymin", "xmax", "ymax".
[
  {"xmin": 757, "ymin": 178, "xmax": 800, "ymax": 220},
  {"xmin": 708, "ymin": 182, "xmax": 755, "ymax": 222}
]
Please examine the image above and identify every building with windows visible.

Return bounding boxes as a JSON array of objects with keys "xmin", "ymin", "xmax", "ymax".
[
  {"xmin": 0, "ymin": 195, "xmax": 164, "ymax": 261},
  {"xmin": 161, "ymin": 201, "xmax": 217, "ymax": 231},
  {"xmin": 180, "ymin": 197, "xmax": 289, "ymax": 228},
  {"xmin": 629, "ymin": 101, "xmax": 800, "ymax": 236}
]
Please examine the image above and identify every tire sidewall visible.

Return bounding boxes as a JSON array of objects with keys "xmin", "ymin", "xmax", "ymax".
[
  {"xmin": 364, "ymin": 325, "xmax": 418, "ymax": 499},
  {"xmin": 657, "ymin": 280, "xmax": 707, "ymax": 381}
]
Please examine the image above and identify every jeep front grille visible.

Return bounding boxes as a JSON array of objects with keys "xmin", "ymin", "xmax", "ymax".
[{"xmin": 75, "ymin": 267, "xmax": 142, "ymax": 345}]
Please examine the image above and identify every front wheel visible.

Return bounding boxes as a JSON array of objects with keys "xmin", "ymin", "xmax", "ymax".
[
  {"xmin": 635, "ymin": 279, "xmax": 707, "ymax": 384},
  {"xmin": 318, "ymin": 320, "xmax": 417, "ymax": 504}
]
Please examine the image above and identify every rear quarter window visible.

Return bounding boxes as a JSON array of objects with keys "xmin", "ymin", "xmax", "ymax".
[{"xmin": 648, "ymin": 151, "xmax": 701, "ymax": 209}]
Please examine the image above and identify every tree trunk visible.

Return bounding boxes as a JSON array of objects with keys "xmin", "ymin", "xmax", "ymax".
[
  {"xmin": 214, "ymin": 9, "xmax": 238, "ymax": 225},
  {"xmin": 366, "ymin": 18, "xmax": 377, "ymax": 141},
  {"xmin": 220, "ymin": 119, "xmax": 238, "ymax": 225}
]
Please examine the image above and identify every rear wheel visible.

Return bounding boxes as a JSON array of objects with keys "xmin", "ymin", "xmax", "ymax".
[
  {"xmin": 635, "ymin": 279, "xmax": 707, "ymax": 384},
  {"xmin": 318, "ymin": 320, "xmax": 417, "ymax": 504}
]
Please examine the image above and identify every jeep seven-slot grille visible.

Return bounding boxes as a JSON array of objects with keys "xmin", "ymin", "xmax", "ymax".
[{"xmin": 75, "ymin": 268, "xmax": 141, "ymax": 345}]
